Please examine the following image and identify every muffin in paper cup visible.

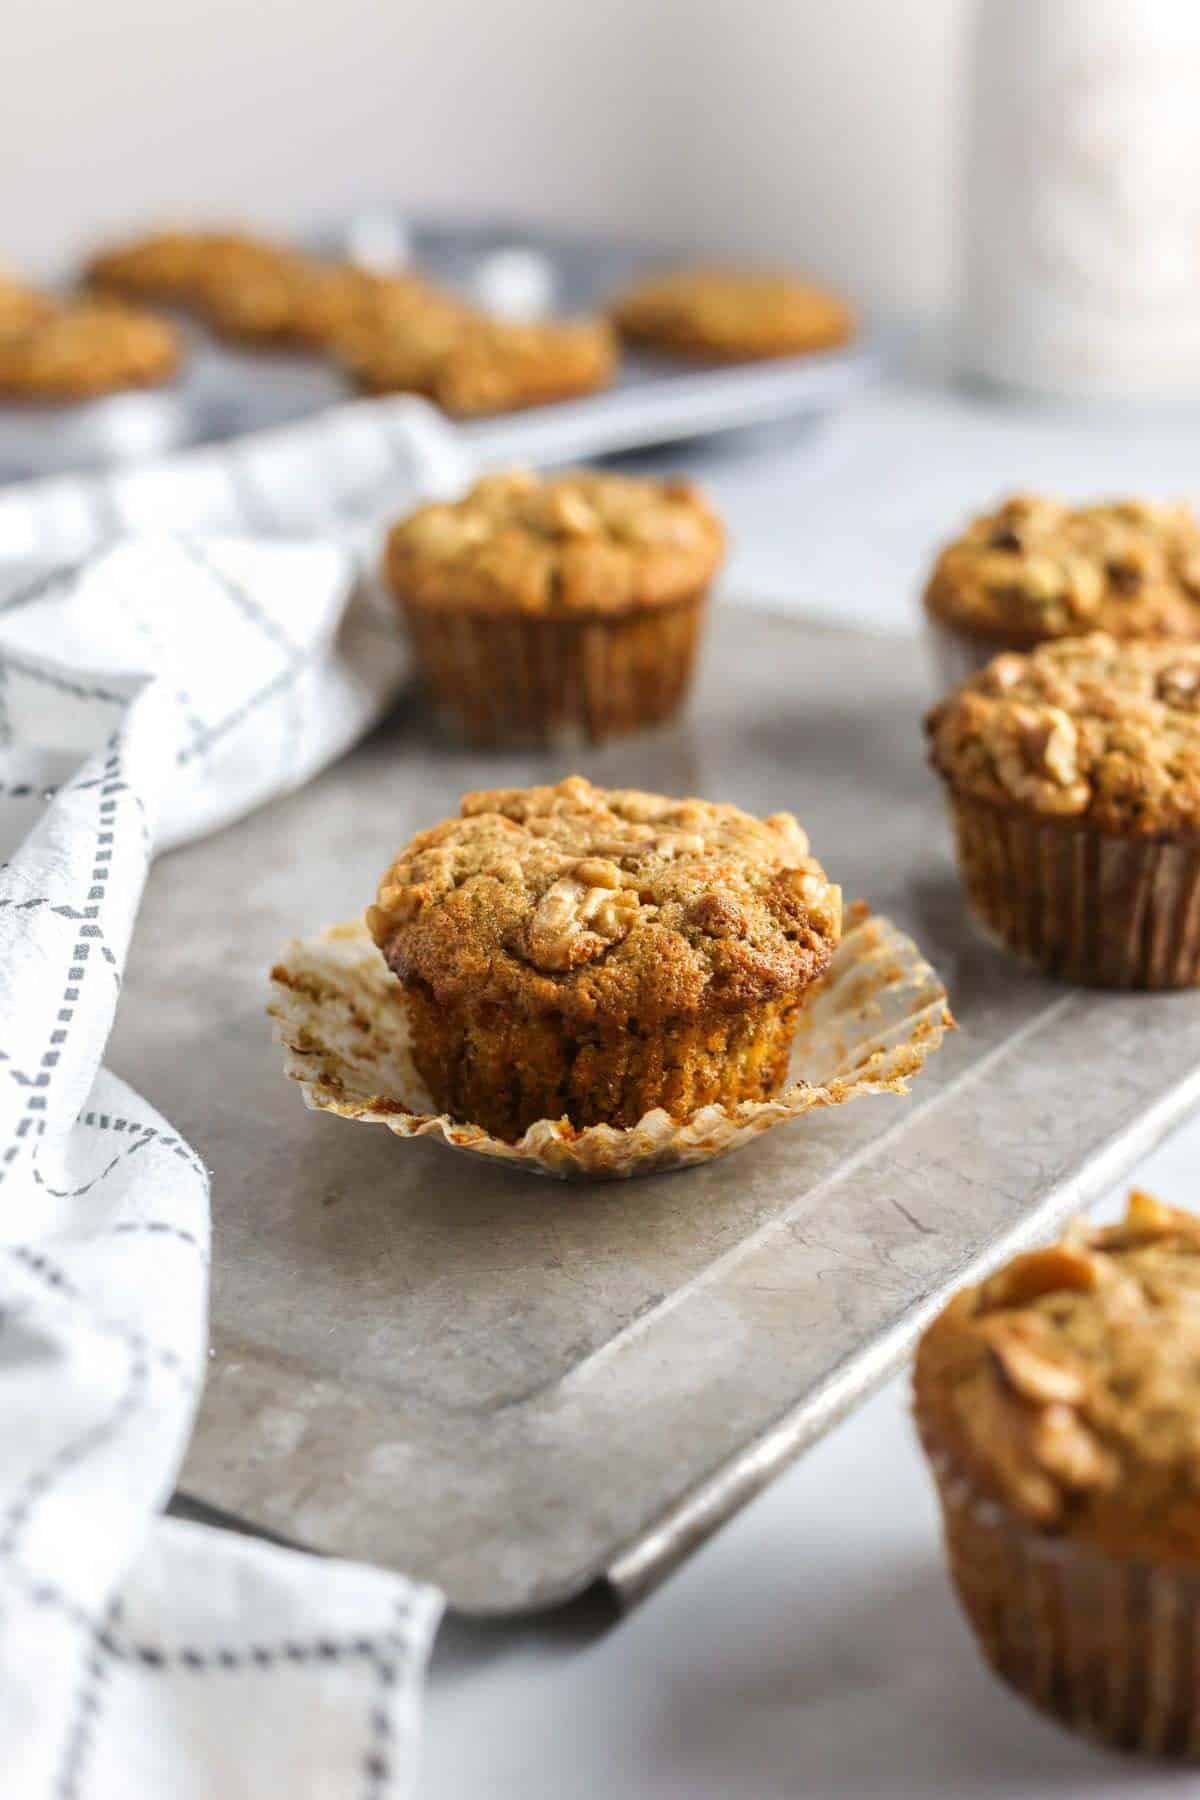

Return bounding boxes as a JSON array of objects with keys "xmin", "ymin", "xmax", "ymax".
[
  {"xmin": 269, "ymin": 908, "xmax": 949, "ymax": 1180},
  {"xmin": 927, "ymin": 633, "xmax": 1200, "ymax": 989},
  {"xmin": 383, "ymin": 469, "xmax": 723, "ymax": 745},
  {"xmin": 915, "ymin": 1193, "xmax": 1200, "ymax": 1757},
  {"xmin": 270, "ymin": 776, "xmax": 950, "ymax": 1180},
  {"xmin": 921, "ymin": 493, "xmax": 1200, "ymax": 689}
]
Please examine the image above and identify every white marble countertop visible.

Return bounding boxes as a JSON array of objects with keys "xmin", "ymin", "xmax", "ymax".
[{"xmin": 422, "ymin": 354, "xmax": 1200, "ymax": 1799}]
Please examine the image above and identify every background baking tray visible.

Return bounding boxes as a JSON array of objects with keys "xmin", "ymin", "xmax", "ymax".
[
  {"xmin": 110, "ymin": 604, "xmax": 1200, "ymax": 1617},
  {"xmin": 0, "ymin": 217, "xmax": 873, "ymax": 480}
]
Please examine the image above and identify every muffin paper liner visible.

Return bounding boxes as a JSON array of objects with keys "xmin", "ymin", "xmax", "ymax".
[
  {"xmin": 401, "ymin": 591, "xmax": 706, "ymax": 745},
  {"xmin": 924, "ymin": 1435, "xmax": 1200, "ymax": 1757},
  {"xmin": 268, "ymin": 910, "xmax": 952, "ymax": 1181},
  {"xmin": 944, "ymin": 790, "xmax": 1200, "ymax": 989}
]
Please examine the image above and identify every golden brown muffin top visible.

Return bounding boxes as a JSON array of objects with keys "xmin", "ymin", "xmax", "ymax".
[
  {"xmin": 0, "ymin": 271, "xmax": 58, "ymax": 341},
  {"xmin": 85, "ymin": 229, "xmax": 274, "ymax": 304},
  {"xmin": 0, "ymin": 301, "xmax": 181, "ymax": 401},
  {"xmin": 367, "ymin": 775, "xmax": 841, "ymax": 1026},
  {"xmin": 927, "ymin": 633, "xmax": 1200, "ymax": 835},
  {"xmin": 339, "ymin": 311, "xmax": 616, "ymax": 416},
  {"xmin": 915, "ymin": 1192, "xmax": 1200, "ymax": 1563},
  {"xmin": 385, "ymin": 468, "xmax": 723, "ymax": 616},
  {"xmin": 612, "ymin": 266, "xmax": 853, "ymax": 361},
  {"xmin": 924, "ymin": 494, "xmax": 1200, "ymax": 644}
]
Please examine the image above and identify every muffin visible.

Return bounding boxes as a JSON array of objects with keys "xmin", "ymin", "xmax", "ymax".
[
  {"xmin": 383, "ymin": 468, "xmax": 723, "ymax": 743},
  {"xmin": 927, "ymin": 633, "xmax": 1200, "ymax": 987},
  {"xmin": 84, "ymin": 228, "xmax": 274, "ymax": 308},
  {"xmin": 916, "ymin": 1190, "xmax": 1200, "ymax": 1755},
  {"xmin": 366, "ymin": 775, "xmax": 842, "ymax": 1142},
  {"xmin": 611, "ymin": 266, "xmax": 853, "ymax": 362},
  {"xmin": 338, "ymin": 310, "xmax": 616, "ymax": 416},
  {"xmin": 0, "ymin": 300, "xmax": 181, "ymax": 401},
  {"xmin": 0, "ymin": 271, "xmax": 58, "ymax": 341},
  {"xmin": 923, "ymin": 494, "xmax": 1200, "ymax": 686}
]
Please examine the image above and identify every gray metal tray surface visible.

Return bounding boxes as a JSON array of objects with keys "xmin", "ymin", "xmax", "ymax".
[
  {"xmin": 110, "ymin": 606, "xmax": 1200, "ymax": 1616},
  {"xmin": 0, "ymin": 217, "xmax": 871, "ymax": 480}
]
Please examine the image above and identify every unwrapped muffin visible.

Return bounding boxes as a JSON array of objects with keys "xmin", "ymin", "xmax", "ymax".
[
  {"xmin": 927, "ymin": 632, "xmax": 1200, "ymax": 987},
  {"xmin": 383, "ymin": 468, "xmax": 723, "ymax": 743},
  {"xmin": 916, "ymin": 1191, "xmax": 1200, "ymax": 1756},
  {"xmin": 923, "ymin": 494, "xmax": 1200, "ymax": 685},
  {"xmin": 366, "ymin": 775, "xmax": 842, "ymax": 1142}
]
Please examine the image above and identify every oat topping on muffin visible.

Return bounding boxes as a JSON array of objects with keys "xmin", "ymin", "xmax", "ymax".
[
  {"xmin": 927, "ymin": 634, "xmax": 1200, "ymax": 833},
  {"xmin": 386, "ymin": 469, "xmax": 723, "ymax": 615},
  {"xmin": 924, "ymin": 494, "xmax": 1200, "ymax": 644},
  {"xmin": 916, "ymin": 1191, "xmax": 1200, "ymax": 1558},
  {"xmin": 612, "ymin": 266, "xmax": 853, "ymax": 362},
  {"xmin": 339, "ymin": 312, "xmax": 616, "ymax": 415},
  {"xmin": 0, "ymin": 300, "xmax": 181, "ymax": 400},
  {"xmin": 368, "ymin": 776, "xmax": 840, "ymax": 1023}
]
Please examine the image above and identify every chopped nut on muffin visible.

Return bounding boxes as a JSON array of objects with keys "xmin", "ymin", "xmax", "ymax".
[
  {"xmin": 383, "ymin": 468, "xmax": 723, "ymax": 742},
  {"xmin": 612, "ymin": 266, "xmax": 853, "ymax": 362},
  {"xmin": 367, "ymin": 775, "xmax": 841, "ymax": 1141}
]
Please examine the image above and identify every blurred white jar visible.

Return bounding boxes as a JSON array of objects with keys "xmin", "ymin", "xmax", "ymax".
[{"xmin": 960, "ymin": 0, "xmax": 1200, "ymax": 400}]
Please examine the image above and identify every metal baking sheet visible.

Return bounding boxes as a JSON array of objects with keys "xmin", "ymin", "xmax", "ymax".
[
  {"xmin": 0, "ymin": 218, "xmax": 871, "ymax": 480},
  {"xmin": 109, "ymin": 606, "xmax": 1200, "ymax": 1616}
]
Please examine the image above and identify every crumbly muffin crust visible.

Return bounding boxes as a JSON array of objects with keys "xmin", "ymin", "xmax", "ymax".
[
  {"xmin": 368, "ymin": 776, "xmax": 841, "ymax": 1027},
  {"xmin": 927, "ymin": 633, "xmax": 1200, "ymax": 836},
  {"xmin": 339, "ymin": 312, "xmax": 615, "ymax": 415},
  {"xmin": 924, "ymin": 494, "xmax": 1200, "ymax": 645},
  {"xmin": 386, "ymin": 469, "xmax": 723, "ymax": 616},
  {"xmin": 0, "ymin": 272, "xmax": 57, "ymax": 341},
  {"xmin": 0, "ymin": 301, "xmax": 180, "ymax": 400},
  {"xmin": 612, "ymin": 266, "xmax": 853, "ymax": 361},
  {"xmin": 916, "ymin": 1191, "xmax": 1200, "ymax": 1561}
]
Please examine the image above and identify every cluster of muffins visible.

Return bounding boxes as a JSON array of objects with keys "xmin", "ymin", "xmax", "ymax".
[
  {"xmin": 1, "ymin": 222, "xmax": 852, "ymax": 414},
  {"xmin": 923, "ymin": 493, "xmax": 1200, "ymax": 989}
]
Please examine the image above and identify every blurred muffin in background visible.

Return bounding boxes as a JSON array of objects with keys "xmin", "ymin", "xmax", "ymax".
[
  {"xmin": 85, "ymin": 227, "xmax": 273, "ymax": 309},
  {"xmin": 0, "ymin": 270, "xmax": 59, "ymax": 341},
  {"xmin": 337, "ymin": 309, "xmax": 616, "ymax": 416},
  {"xmin": 924, "ymin": 493, "xmax": 1200, "ymax": 687},
  {"xmin": 926, "ymin": 631, "xmax": 1200, "ymax": 988},
  {"xmin": 916, "ymin": 1190, "xmax": 1200, "ymax": 1757},
  {"xmin": 383, "ymin": 467, "xmax": 722, "ymax": 742},
  {"xmin": 0, "ymin": 299, "xmax": 181, "ymax": 401},
  {"xmin": 612, "ymin": 266, "xmax": 853, "ymax": 362}
]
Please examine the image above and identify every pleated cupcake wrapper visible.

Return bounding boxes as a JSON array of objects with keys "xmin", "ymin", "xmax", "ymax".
[
  {"xmin": 925, "ymin": 1437, "xmax": 1200, "ymax": 1757},
  {"xmin": 402, "ymin": 592, "xmax": 706, "ymax": 745},
  {"xmin": 268, "ymin": 911, "xmax": 952, "ymax": 1181},
  {"xmin": 945, "ymin": 790, "xmax": 1200, "ymax": 988}
]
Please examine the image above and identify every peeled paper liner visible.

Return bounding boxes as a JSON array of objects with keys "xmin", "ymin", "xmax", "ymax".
[{"xmin": 269, "ymin": 911, "xmax": 953, "ymax": 1181}]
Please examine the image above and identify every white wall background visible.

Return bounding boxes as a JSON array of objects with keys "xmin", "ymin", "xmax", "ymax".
[{"xmin": 3, "ymin": 0, "xmax": 967, "ymax": 316}]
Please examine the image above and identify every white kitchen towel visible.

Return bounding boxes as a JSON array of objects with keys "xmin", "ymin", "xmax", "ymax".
[{"xmin": 0, "ymin": 398, "xmax": 473, "ymax": 1799}]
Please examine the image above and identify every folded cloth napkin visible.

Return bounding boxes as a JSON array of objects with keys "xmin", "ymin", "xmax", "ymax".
[{"xmin": 0, "ymin": 399, "xmax": 473, "ymax": 1799}]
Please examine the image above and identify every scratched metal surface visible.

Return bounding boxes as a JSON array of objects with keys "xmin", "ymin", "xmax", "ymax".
[{"xmin": 111, "ymin": 606, "xmax": 1200, "ymax": 1615}]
